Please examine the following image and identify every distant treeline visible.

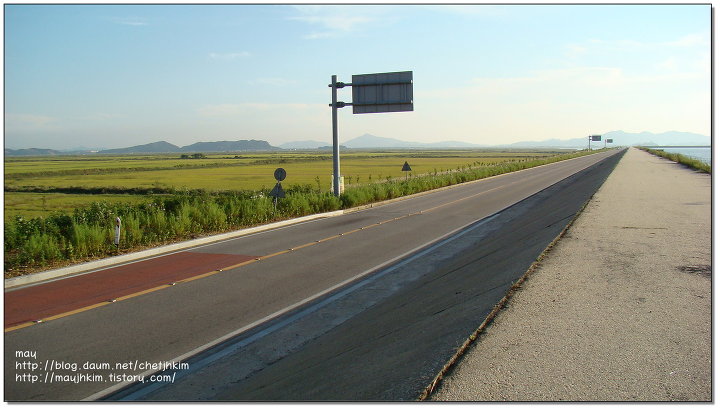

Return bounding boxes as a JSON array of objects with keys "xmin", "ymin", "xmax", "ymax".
[{"xmin": 5, "ymin": 156, "xmax": 332, "ymax": 181}]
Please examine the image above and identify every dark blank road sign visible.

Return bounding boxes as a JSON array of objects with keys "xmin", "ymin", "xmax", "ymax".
[
  {"xmin": 274, "ymin": 168, "xmax": 286, "ymax": 182},
  {"xmin": 352, "ymin": 71, "xmax": 413, "ymax": 114},
  {"xmin": 591, "ymin": 135, "xmax": 602, "ymax": 141},
  {"xmin": 606, "ymin": 139, "xmax": 614, "ymax": 143},
  {"xmin": 269, "ymin": 182, "xmax": 285, "ymax": 198}
]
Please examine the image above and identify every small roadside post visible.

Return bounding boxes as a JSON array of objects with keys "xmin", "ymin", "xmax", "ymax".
[
  {"xmin": 329, "ymin": 71, "xmax": 414, "ymax": 196},
  {"xmin": 270, "ymin": 168, "xmax": 286, "ymax": 212},
  {"xmin": 114, "ymin": 217, "xmax": 121, "ymax": 248},
  {"xmin": 402, "ymin": 161, "xmax": 412, "ymax": 180}
]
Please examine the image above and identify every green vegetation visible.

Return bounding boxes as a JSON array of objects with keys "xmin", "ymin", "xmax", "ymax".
[
  {"xmin": 4, "ymin": 192, "xmax": 151, "ymax": 221},
  {"xmin": 180, "ymin": 153, "xmax": 207, "ymax": 159},
  {"xmin": 4, "ymin": 150, "xmax": 561, "ymax": 192},
  {"xmin": 4, "ymin": 149, "xmax": 600, "ymax": 277},
  {"xmin": 637, "ymin": 147, "xmax": 711, "ymax": 173}
]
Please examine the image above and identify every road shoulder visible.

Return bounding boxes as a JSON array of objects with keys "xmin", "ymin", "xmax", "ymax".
[{"xmin": 431, "ymin": 148, "xmax": 711, "ymax": 401}]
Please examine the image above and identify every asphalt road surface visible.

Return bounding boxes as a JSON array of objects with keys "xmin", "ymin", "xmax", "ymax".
[{"xmin": 4, "ymin": 149, "xmax": 624, "ymax": 401}]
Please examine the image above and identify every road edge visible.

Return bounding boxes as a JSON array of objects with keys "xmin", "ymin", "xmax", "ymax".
[{"xmin": 417, "ymin": 150, "xmax": 627, "ymax": 400}]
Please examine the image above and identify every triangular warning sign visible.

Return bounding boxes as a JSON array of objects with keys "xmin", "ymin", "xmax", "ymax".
[
  {"xmin": 402, "ymin": 161, "xmax": 412, "ymax": 172},
  {"xmin": 269, "ymin": 182, "xmax": 285, "ymax": 198}
]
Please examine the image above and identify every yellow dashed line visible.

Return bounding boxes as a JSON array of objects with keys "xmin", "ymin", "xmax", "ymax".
[
  {"xmin": 220, "ymin": 259, "xmax": 259, "ymax": 272},
  {"xmin": 109, "ymin": 284, "xmax": 176, "ymax": 304},
  {"xmin": 5, "ymin": 322, "xmax": 37, "ymax": 333}
]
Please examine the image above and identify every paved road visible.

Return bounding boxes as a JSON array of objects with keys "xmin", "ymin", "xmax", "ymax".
[{"xmin": 4, "ymin": 149, "xmax": 623, "ymax": 401}]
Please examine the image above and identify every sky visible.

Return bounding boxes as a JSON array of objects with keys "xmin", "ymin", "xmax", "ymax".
[{"xmin": 3, "ymin": 3, "xmax": 712, "ymax": 150}]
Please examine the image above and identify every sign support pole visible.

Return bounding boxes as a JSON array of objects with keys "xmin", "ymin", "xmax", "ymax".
[
  {"xmin": 330, "ymin": 75, "xmax": 341, "ymax": 197},
  {"xmin": 328, "ymin": 70, "xmax": 412, "ymax": 196}
]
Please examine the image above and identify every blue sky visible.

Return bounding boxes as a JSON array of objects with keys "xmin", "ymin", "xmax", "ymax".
[{"xmin": 4, "ymin": 3, "xmax": 711, "ymax": 150}]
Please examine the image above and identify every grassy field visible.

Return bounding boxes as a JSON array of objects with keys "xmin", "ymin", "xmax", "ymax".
[
  {"xmin": 4, "ymin": 149, "xmax": 566, "ymax": 219},
  {"xmin": 4, "ymin": 148, "xmax": 598, "ymax": 276},
  {"xmin": 4, "ymin": 192, "xmax": 152, "ymax": 220}
]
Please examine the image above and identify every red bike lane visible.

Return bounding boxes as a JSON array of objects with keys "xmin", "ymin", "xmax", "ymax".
[{"xmin": 5, "ymin": 252, "xmax": 256, "ymax": 329}]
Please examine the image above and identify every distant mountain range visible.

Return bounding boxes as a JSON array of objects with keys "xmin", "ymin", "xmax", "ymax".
[
  {"xmin": 501, "ymin": 130, "xmax": 710, "ymax": 149},
  {"xmin": 279, "ymin": 131, "xmax": 710, "ymax": 150},
  {"xmin": 342, "ymin": 134, "xmax": 481, "ymax": 149},
  {"xmin": 279, "ymin": 134, "xmax": 483, "ymax": 149},
  {"xmin": 4, "ymin": 130, "xmax": 710, "ymax": 156},
  {"xmin": 601, "ymin": 130, "xmax": 710, "ymax": 147},
  {"xmin": 278, "ymin": 140, "xmax": 328, "ymax": 149},
  {"xmin": 97, "ymin": 139, "xmax": 277, "ymax": 154},
  {"xmin": 4, "ymin": 148, "xmax": 66, "ymax": 156}
]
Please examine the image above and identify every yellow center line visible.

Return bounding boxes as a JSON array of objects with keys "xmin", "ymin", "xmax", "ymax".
[
  {"xmin": 6, "ymin": 178, "xmax": 517, "ymax": 333},
  {"xmin": 5, "ymin": 322, "xmax": 39, "ymax": 333}
]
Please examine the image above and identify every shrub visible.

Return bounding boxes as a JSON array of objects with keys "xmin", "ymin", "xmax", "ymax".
[{"xmin": 22, "ymin": 233, "xmax": 63, "ymax": 264}]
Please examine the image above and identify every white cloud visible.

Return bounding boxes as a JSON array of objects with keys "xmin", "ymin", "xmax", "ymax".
[
  {"xmin": 209, "ymin": 51, "xmax": 251, "ymax": 60},
  {"xmin": 417, "ymin": 64, "xmax": 709, "ymax": 142},
  {"xmin": 194, "ymin": 102, "xmax": 329, "ymax": 143},
  {"xmin": 197, "ymin": 103, "xmax": 314, "ymax": 117},
  {"xmin": 664, "ymin": 33, "xmax": 706, "ymax": 47},
  {"xmin": 288, "ymin": 5, "xmax": 383, "ymax": 39},
  {"xmin": 419, "ymin": 4, "xmax": 509, "ymax": 17},
  {"xmin": 289, "ymin": 15, "xmax": 372, "ymax": 32},
  {"xmin": 113, "ymin": 17, "xmax": 148, "ymax": 26},
  {"xmin": 584, "ymin": 32, "xmax": 708, "ymax": 52},
  {"xmin": 655, "ymin": 58, "xmax": 678, "ymax": 72},
  {"xmin": 251, "ymin": 78, "xmax": 297, "ymax": 87},
  {"xmin": 5, "ymin": 113, "xmax": 57, "ymax": 130},
  {"xmin": 303, "ymin": 31, "xmax": 335, "ymax": 40},
  {"xmin": 565, "ymin": 44, "xmax": 588, "ymax": 58}
]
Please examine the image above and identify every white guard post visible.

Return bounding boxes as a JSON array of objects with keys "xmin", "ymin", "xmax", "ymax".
[{"xmin": 114, "ymin": 217, "xmax": 121, "ymax": 247}]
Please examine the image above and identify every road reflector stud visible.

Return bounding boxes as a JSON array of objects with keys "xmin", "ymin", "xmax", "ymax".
[
  {"xmin": 109, "ymin": 299, "xmax": 117, "ymax": 303},
  {"xmin": 32, "ymin": 320, "xmax": 43, "ymax": 324}
]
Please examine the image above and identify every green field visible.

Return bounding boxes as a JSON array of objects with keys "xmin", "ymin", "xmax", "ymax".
[
  {"xmin": 4, "ymin": 149, "xmax": 566, "ymax": 220},
  {"xmin": 4, "ymin": 192, "xmax": 151, "ymax": 221},
  {"xmin": 5, "ymin": 148, "xmax": 596, "ymax": 275}
]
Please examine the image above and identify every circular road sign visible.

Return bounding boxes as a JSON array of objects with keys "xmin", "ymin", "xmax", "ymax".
[{"xmin": 274, "ymin": 168, "xmax": 287, "ymax": 182}]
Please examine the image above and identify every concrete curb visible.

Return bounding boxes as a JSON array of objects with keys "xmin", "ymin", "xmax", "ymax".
[{"xmin": 4, "ymin": 210, "xmax": 344, "ymax": 290}]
